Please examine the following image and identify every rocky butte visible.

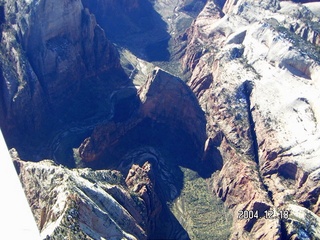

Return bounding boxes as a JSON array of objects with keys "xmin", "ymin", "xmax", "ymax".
[{"xmin": 1, "ymin": 0, "xmax": 320, "ymax": 239}]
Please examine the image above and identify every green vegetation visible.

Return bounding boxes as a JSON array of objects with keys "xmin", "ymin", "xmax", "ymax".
[
  {"xmin": 273, "ymin": 21, "xmax": 320, "ymax": 62},
  {"xmin": 170, "ymin": 167, "xmax": 232, "ymax": 240},
  {"xmin": 44, "ymin": 195, "xmax": 92, "ymax": 240},
  {"xmin": 78, "ymin": 168, "xmax": 125, "ymax": 186}
]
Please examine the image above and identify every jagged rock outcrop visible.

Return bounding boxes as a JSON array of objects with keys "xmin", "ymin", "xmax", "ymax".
[
  {"xmin": 125, "ymin": 162, "xmax": 162, "ymax": 236},
  {"xmin": 212, "ymin": 136, "xmax": 281, "ymax": 239},
  {"xmin": 77, "ymin": 67, "xmax": 211, "ymax": 238},
  {"xmin": 180, "ymin": 0, "xmax": 320, "ymax": 238},
  {"xmin": 79, "ymin": 68, "xmax": 209, "ymax": 174},
  {"xmin": 11, "ymin": 149, "xmax": 164, "ymax": 240},
  {"xmin": 0, "ymin": 0, "xmax": 128, "ymax": 157},
  {"xmin": 2, "ymin": 0, "xmax": 320, "ymax": 239},
  {"xmin": 137, "ymin": 68, "xmax": 206, "ymax": 148}
]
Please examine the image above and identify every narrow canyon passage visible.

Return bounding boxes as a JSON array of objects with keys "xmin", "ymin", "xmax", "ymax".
[{"xmin": 1, "ymin": 0, "xmax": 320, "ymax": 238}]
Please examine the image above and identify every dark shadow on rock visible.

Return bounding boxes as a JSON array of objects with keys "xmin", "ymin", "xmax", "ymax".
[
  {"xmin": 214, "ymin": 0, "xmax": 227, "ymax": 10},
  {"xmin": 1, "ymin": 2, "xmax": 195, "ymax": 238},
  {"xmin": 151, "ymin": 203, "xmax": 191, "ymax": 240},
  {"xmin": 81, "ymin": 0, "xmax": 171, "ymax": 62},
  {"xmin": 81, "ymin": 68, "xmax": 219, "ymax": 181},
  {"xmin": 200, "ymin": 138, "xmax": 223, "ymax": 178},
  {"xmin": 180, "ymin": 0, "xmax": 207, "ymax": 17},
  {"xmin": 0, "ymin": 0, "xmax": 139, "ymax": 162},
  {"xmin": 80, "ymin": 69, "xmax": 222, "ymax": 239}
]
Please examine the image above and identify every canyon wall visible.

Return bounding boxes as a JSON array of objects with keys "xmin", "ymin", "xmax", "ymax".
[
  {"xmin": 1, "ymin": 0, "xmax": 320, "ymax": 239},
  {"xmin": 0, "ymin": 0, "xmax": 128, "ymax": 157},
  {"xmin": 180, "ymin": 0, "xmax": 320, "ymax": 238}
]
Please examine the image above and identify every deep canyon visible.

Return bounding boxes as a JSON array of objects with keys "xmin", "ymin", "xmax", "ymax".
[{"xmin": 1, "ymin": 0, "xmax": 320, "ymax": 239}]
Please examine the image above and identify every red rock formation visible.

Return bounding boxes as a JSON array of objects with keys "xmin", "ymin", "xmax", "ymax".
[
  {"xmin": 179, "ymin": 1, "xmax": 224, "ymax": 73},
  {"xmin": 179, "ymin": 0, "xmax": 320, "ymax": 237},
  {"xmin": 125, "ymin": 162, "xmax": 162, "ymax": 235},
  {"xmin": 212, "ymin": 137, "xmax": 282, "ymax": 239},
  {"xmin": 79, "ymin": 68, "xmax": 207, "ymax": 170},
  {"xmin": 2, "ymin": 0, "xmax": 320, "ymax": 238},
  {"xmin": 138, "ymin": 68, "xmax": 206, "ymax": 146},
  {"xmin": 79, "ymin": 119, "xmax": 142, "ymax": 162}
]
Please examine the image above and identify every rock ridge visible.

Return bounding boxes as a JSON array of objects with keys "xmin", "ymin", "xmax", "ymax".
[
  {"xmin": 178, "ymin": 0, "xmax": 320, "ymax": 238},
  {"xmin": 0, "ymin": 0, "xmax": 129, "ymax": 158},
  {"xmin": 1, "ymin": 0, "xmax": 320, "ymax": 239},
  {"xmin": 79, "ymin": 67, "xmax": 209, "ymax": 175},
  {"xmin": 11, "ymin": 149, "xmax": 166, "ymax": 239}
]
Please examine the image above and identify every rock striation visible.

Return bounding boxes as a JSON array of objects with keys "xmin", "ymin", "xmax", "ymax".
[
  {"xmin": 11, "ymin": 149, "xmax": 164, "ymax": 240},
  {"xmin": 0, "ymin": 0, "xmax": 128, "ymax": 157},
  {"xmin": 1, "ymin": 0, "xmax": 320, "ymax": 239},
  {"xmin": 179, "ymin": 0, "xmax": 320, "ymax": 238}
]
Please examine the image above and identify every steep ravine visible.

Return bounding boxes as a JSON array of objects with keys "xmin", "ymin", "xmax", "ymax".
[
  {"xmin": 244, "ymin": 80, "xmax": 292, "ymax": 239},
  {"xmin": 0, "ymin": 0, "xmax": 132, "ymax": 161},
  {"xmin": 1, "ymin": 0, "xmax": 229, "ymax": 237},
  {"xmin": 178, "ymin": 0, "xmax": 320, "ymax": 238},
  {"xmin": 170, "ymin": 167, "xmax": 232, "ymax": 239},
  {"xmin": 1, "ymin": 0, "xmax": 320, "ymax": 239},
  {"xmin": 76, "ymin": 68, "xmax": 224, "ymax": 238},
  {"xmin": 243, "ymin": 81, "xmax": 275, "ymax": 205}
]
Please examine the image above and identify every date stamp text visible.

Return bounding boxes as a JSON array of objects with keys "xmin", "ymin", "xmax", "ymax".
[{"xmin": 238, "ymin": 209, "xmax": 290, "ymax": 220}]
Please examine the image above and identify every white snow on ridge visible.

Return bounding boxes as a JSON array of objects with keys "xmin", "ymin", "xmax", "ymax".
[{"xmin": 303, "ymin": 3, "xmax": 320, "ymax": 17}]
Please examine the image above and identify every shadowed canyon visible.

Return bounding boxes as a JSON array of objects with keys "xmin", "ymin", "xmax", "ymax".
[{"xmin": 1, "ymin": 0, "xmax": 320, "ymax": 239}]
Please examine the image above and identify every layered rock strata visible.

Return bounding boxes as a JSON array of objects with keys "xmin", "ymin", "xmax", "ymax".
[
  {"xmin": 11, "ymin": 149, "xmax": 163, "ymax": 240},
  {"xmin": 1, "ymin": 0, "xmax": 320, "ymax": 239},
  {"xmin": 180, "ymin": 0, "xmax": 320, "ymax": 238},
  {"xmin": 0, "ymin": 0, "xmax": 128, "ymax": 157}
]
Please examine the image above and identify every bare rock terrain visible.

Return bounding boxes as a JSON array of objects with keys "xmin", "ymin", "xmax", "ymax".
[
  {"xmin": 1, "ymin": 0, "xmax": 320, "ymax": 239},
  {"xmin": 0, "ymin": 0, "xmax": 128, "ymax": 157},
  {"xmin": 179, "ymin": 0, "xmax": 320, "ymax": 238},
  {"xmin": 12, "ymin": 149, "xmax": 162, "ymax": 239}
]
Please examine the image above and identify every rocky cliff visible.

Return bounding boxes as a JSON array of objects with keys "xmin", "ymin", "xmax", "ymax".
[
  {"xmin": 0, "ymin": 0, "xmax": 129, "ymax": 159},
  {"xmin": 11, "ymin": 149, "xmax": 156, "ymax": 239},
  {"xmin": 78, "ymin": 68, "xmax": 209, "ymax": 173},
  {"xmin": 1, "ymin": 0, "xmax": 320, "ymax": 239},
  {"xmin": 180, "ymin": 0, "xmax": 320, "ymax": 238}
]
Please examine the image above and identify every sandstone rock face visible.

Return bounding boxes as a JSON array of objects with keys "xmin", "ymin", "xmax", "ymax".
[
  {"xmin": 0, "ymin": 0, "xmax": 128, "ymax": 157},
  {"xmin": 125, "ymin": 162, "xmax": 162, "ymax": 236},
  {"xmin": 77, "ymin": 67, "xmax": 209, "ymax": 238},
  {"xmin": 180, "ymin": 0, "xmax": 320, "ymax": 238},
  {"xmin": 138, "ymin": 68, "xmax": 206, "ymax": 149},
  {"xmin": 79, "ymin": 68, "xmax": 209, "ymax": 174},
  {"xmin": 11, "ymin": 149, "xmax": 164, "ymax": 240},
  {"xmin": 2, "ymin": 0, "xmax": 320, "ymax": 239}
]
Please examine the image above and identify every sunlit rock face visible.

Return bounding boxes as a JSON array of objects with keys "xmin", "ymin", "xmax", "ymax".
[
  {"xmin": 1, "ymin": 0, "xmax": 320, "ymax": 239},
  {"xmin": 76, "ymin": 68, "xmax": 212, "ymax": 239},
  {"xmin": 12, "ymin": 150, "xmax": 156, "ymax": 240},
  {"xmin": 78, "ymin": 68, "xmax": 211, "ymax": 176},
  {"xmin": 180, "ymin": 0, "xmax": 320, "ymax": 238}
]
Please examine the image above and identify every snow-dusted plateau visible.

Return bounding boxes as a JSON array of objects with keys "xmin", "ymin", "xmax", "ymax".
[{"xmin": 1, "ymin": 0, "xmax": 320, "ymax": 239}]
